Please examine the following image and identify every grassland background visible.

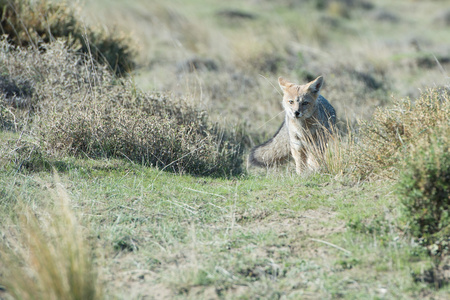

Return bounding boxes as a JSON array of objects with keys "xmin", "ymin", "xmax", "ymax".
[
  {"xmin": 78, "ymin": 0, "xmax": 449, "ymax": 131},
  {"xmin": 0, "ymin": 0, "xmax": 449, "ymax": 299}
]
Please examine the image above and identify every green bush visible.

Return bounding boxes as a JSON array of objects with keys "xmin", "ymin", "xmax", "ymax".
[
  {"xmin": 397, "ymin": 129, "xmax": 450, "ymax": 255},
  {"xmin": 0, "ymin": 0, "xmax": 134, "ymax": 75}
]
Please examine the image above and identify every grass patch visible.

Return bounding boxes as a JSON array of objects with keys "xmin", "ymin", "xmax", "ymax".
[{"xmin": 1, "ymin": 160, "xmax": 448, "ymax": 298}]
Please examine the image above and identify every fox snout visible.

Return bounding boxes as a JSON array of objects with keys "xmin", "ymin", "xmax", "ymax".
[{"xmin": 288, "ymin": 105, "xmax": 303, "ymax": 119}]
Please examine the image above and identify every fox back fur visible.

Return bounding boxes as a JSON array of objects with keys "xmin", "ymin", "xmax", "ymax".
[{"xmin": 249, "ymin": 76, "xmax": 336, "ymax": 174}]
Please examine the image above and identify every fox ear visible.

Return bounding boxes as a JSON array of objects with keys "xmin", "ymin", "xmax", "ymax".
[
  {"xmin": 307, "ymin": 76, "xmax": 324, "ymax": 94},
  {"xmin": 278, "ymin": 77, "xmax": 293, "ymax": 91}
]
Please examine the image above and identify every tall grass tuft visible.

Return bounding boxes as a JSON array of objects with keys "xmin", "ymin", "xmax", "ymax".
[
  {"xmin": 301, "ymin": 122, "xmax": 354, "ymax": 177},
  {"xmin": 0, "ymin": 173, "xmax": 102, "ymax": 300}
]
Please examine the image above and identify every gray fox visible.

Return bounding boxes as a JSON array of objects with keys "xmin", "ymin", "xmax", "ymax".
[{"xmin": 249, "ymin": 76, "xmax": 336, "ymax": 174}]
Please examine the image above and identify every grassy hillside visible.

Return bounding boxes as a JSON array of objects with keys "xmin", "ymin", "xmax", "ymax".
[
  {"xmin": 0, "ymin": 0, "xmax": 449, "ymax": 299},
  {"xmin": 78, "ymin": 0, "xmax": 450, "ymax": 132}
]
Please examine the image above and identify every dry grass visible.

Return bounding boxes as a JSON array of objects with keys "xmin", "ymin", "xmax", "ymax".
[
  {"xmin": 77, "ymin": 0, "xmax": 400, "ymax": 131},
  {"xmin": 0, "ymin": 174, "xmax": 102, "ymax": 300},
  {"xmin": 310, "ymin": 124, "xmax": 355, "ymax": 177},
  {"xmin": 354, "ymin": 88, "xmax": 450, "ymax": 180}
]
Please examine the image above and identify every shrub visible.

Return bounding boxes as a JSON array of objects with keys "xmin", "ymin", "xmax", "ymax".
[
  {"xmin": 39, "ymin": 92, "xmax": 245, "ymax": 176},
  {"xmin": 0, "ymin": 40, "xmax": 244, "ymax": 176},
  {"xmin": 354, "ymin": 88, "xmax": 450, "ymax": 179},
  {"xmin": 0, "ymin": 0, "xmax": 134, "ymax": 75},
  {"xmin": 397, "ymin": 128, "xmax": 450, "ymax": 255}
]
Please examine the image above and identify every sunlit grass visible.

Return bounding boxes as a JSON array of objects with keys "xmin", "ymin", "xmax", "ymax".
[{"xmin": 0, "ymin": 174, "xmax": 102, "ymax": 300}]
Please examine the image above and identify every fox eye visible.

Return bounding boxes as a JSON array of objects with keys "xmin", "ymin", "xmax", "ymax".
[
  {"xmin": 302, "ymin": 102, "xmax": 308, "ymax": 106},
  {"xmin": 289, "ymin": 100, "xmax": 294, "ymax": 104}
]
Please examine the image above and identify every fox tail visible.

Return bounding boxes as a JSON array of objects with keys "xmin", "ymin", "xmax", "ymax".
[{"xmin": 249, "ymin": 121, "xmax": 291, "ymax": 167}]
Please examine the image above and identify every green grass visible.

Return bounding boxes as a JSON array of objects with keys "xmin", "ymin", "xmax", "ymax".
[{"xmin": 1, "ymin": 144, "xmax": 448, "ymax": 298}]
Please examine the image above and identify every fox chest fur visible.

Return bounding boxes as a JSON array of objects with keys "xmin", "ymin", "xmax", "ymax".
[{"xmin": 286, "ymin": 112, "xmax": 321, "ymax": 150}]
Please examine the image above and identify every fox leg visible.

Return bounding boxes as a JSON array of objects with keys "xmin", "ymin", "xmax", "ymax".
[{"xmin": 291, "ymin": 146, "xmax": 307, "ymax": 174}]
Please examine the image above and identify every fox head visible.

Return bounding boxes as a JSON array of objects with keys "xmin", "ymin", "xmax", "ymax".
[{"xmin": 278, "ymin": 76, "xmax": 324, "ymax": 120}]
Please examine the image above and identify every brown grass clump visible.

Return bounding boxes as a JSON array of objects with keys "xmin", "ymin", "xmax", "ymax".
[
  {"xmin": 0, "ymin": 0, "xmax": 134, "ymax": 75},
  {"xmin": 353, "ymin": 88, "xmax": 450, "ymax": 180},
  {"xmin": 0, "ymin": 174, "xmax": 102, "ymax": 300},
  {"xmin": 0, "ymin": 39, "xmax": 244, "ymax": 176},
  {"xmin": 307, "ymin": 124, "xmax": 354, "ymax": 177}
]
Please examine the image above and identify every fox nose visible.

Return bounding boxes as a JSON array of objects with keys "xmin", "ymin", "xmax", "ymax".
[{"xmin": 294, "ymin": 111, "xmax": 300, "ymax": 117}]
